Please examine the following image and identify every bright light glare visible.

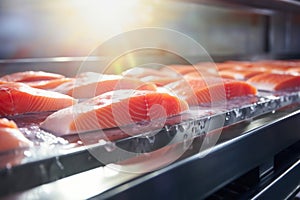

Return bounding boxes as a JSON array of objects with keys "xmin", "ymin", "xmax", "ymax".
[
  {"xmin": 59, "ymin": 0, "xmax": 154, "ymax": 55},
  {"xmin": 64, "ymin": 0, "xmax": 153, "ymax": 71},
  {"xmin": 71, "ymin": 0, "xmax": 142, "ymax": 31}
]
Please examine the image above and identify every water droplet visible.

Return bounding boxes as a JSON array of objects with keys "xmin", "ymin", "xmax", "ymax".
[
  {"xmin": 168, "ymin": 125, "xmax": 177, "ymax": 138},
  {"xmin": 165, "ymin": 125, "xmax": 170, "ymax": 132},
  {"xmin": 249, "ymin": 104, "xmax": 256, "ymax": 114},
  {"xmin": 146, "ymin": 135, "xmax": 155, "ymax": 144},
  {"xmin": 183, "ymin": 133, "xmax": 191, "ymax": 150},
  {"xmin": 39, "ymin": 164, "xmax": 48, "ymax": 181},
  {"xmin": 191, "ymin": 127, "xmax": 196, "ymax": 136},
  {"xmin": 183, "ymin": 133, "xmax": 188, "ymax": 139},
  {"xmin": 104, "ymin": 141, "xmax": 116, "ymax": 152},
  {"xmin": 199, "ymin": 120, "xmax": 205, "ymax": 129},
  {"xmin": 24, "ymin": 150, "xmax": 32, "ymax": 157},
  {"xmin": 233, "ymin": 109, "xmax": 242, "ymax": 118},
  {"xmin": 183, "ymin": 121, "xmax": 192, "ymax": 129},
  {"xmin": 178, "ymin": 124, "xmax": 185, "ymax": 132},
  {"xmin": 97, "ymin": 139, "xmax": 106, "ymax": 146},
  {"xmin": 55, "ymin": 157, "xmax": 64, "ymax": 170},
  {"xmin": 6, "ymin": 163, "xmax": 12, "ymax": 170},
  {"xmin": 5, "ymin": 164, "xmax": 13, "ymax": 176}
]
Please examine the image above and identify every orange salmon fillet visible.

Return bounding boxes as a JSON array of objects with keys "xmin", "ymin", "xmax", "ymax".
[
  {"xmin": 40, "ymin": 89, "xmax": 188, "ymax": 136},
  {"xmin": 219, "ymin": 69, "xmax": 262, "ymax": 80},
  {"xmin": 54, "ymin": 72, "xmax": 157, "ymax": 99},
  {"xmin": 26, "ymin": 78, "xmax": 74, "ymax": 90},
  {"xmin": 0, "ymin": 82, "xmax": 76, "ymax": 116},
  {"xmin": 214, "ymin": 63, "xmax": 249, "ymax": 70},
  {"xmin": 140, "ymin": 76, "xmax": 181, "ymax": 86},
  {"xmin": 183, "ymin": 71, "xmax": 218, "ymax": 79},
  {"xmin": 165, "ymin": 77, "xmax": 257, "ymax": 105},
  {"xmin": 250, "ymin": 61, "xmax": 296, "ymax": 73},
  {"xmin": 286, "ymin": 67, "xmax": 300, "ymax": 75},
  {"xmin": 161, "ymin": 65, "xmax": 198, "ymax": 75},
  {"xmin": 122, "ymin": 67, "xmax": 176, "ymax": 78},
  {"xmin": 247, "ymin": 73, "xmax": 300, "ymax": 91},
  {"xmin": 162, "ymin": 64, "xmax": 219, "ymax": 77},
  {"xmin": 0, "ymin": 71, "xmax": 64, "ymax": 82},
  {"xmin": 0, "ymin": 118, "xmax": 32, "ymax": 152}
]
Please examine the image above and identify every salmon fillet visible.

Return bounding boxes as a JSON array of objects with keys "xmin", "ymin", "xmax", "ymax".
[
  {"xmin": 122, "ymin": 67, "xmax": 176, "ymax": 78},
  {"xmin": 165, "ymin": 77, "xmax": 257, "ymax": 105},
  {"xmin": 53, "ymin": 72, "xmax": 157, "ymax": 99},
  {"xmin": 254, "ymin": 60, "xmax": 299, "ymax": 67},
  {"xmin": 0, "ymin": 82, "xmax": 76, "ymax": 116},
  {"xmin": 0, "ymin": 71, "xmax": 64, "ymax": 82},
  {"xmin": 0, "ymin": 118, "xmax": 32, "ymax": 152},
  {"xmin": 40, "ymin": 89, "xmax": 189, "ymax": 136},
  {"xmin": 214, "ymin": 63, "xmax": 249, "ymax": 71},
  {"xmin": 26, "ymin": 78, "xmax": 74, "ymax": 90},
  {"xmin": 250, "ymin": 61, "xmax": 296, "ymax": 73},
  {"xmin": 140, "ymin": 76, "xmax": 181, "ymax": 86},
  {"xmin": 121, "ymin": 67, "xmax": 180, "ymax": 86},
  {"xmin": 287, "ymin": 67, "xmax": 300, "ymax": 75},
  {"xmin": 219, "ymin": 69, "xmax": 262, "ymax": 80},
  {"xmin": 161, "ymin": 65, "xmax": 197, "ymax": 75},
  {"xmin": 183, "ymin": 71, "xmax": 218, "ymax": 79},
  {"xmin": 162, "ymin": 64, "xmax": 219, "ymax": 77},
  {"xmin": 247, "ymin": 73, "xmax": 300, "ymax": 91}
]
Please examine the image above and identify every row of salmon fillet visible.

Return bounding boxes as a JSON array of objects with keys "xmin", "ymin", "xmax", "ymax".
[{"xmin": 1, "ymin": 59, "xmax": 300, "ymax": 153}]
